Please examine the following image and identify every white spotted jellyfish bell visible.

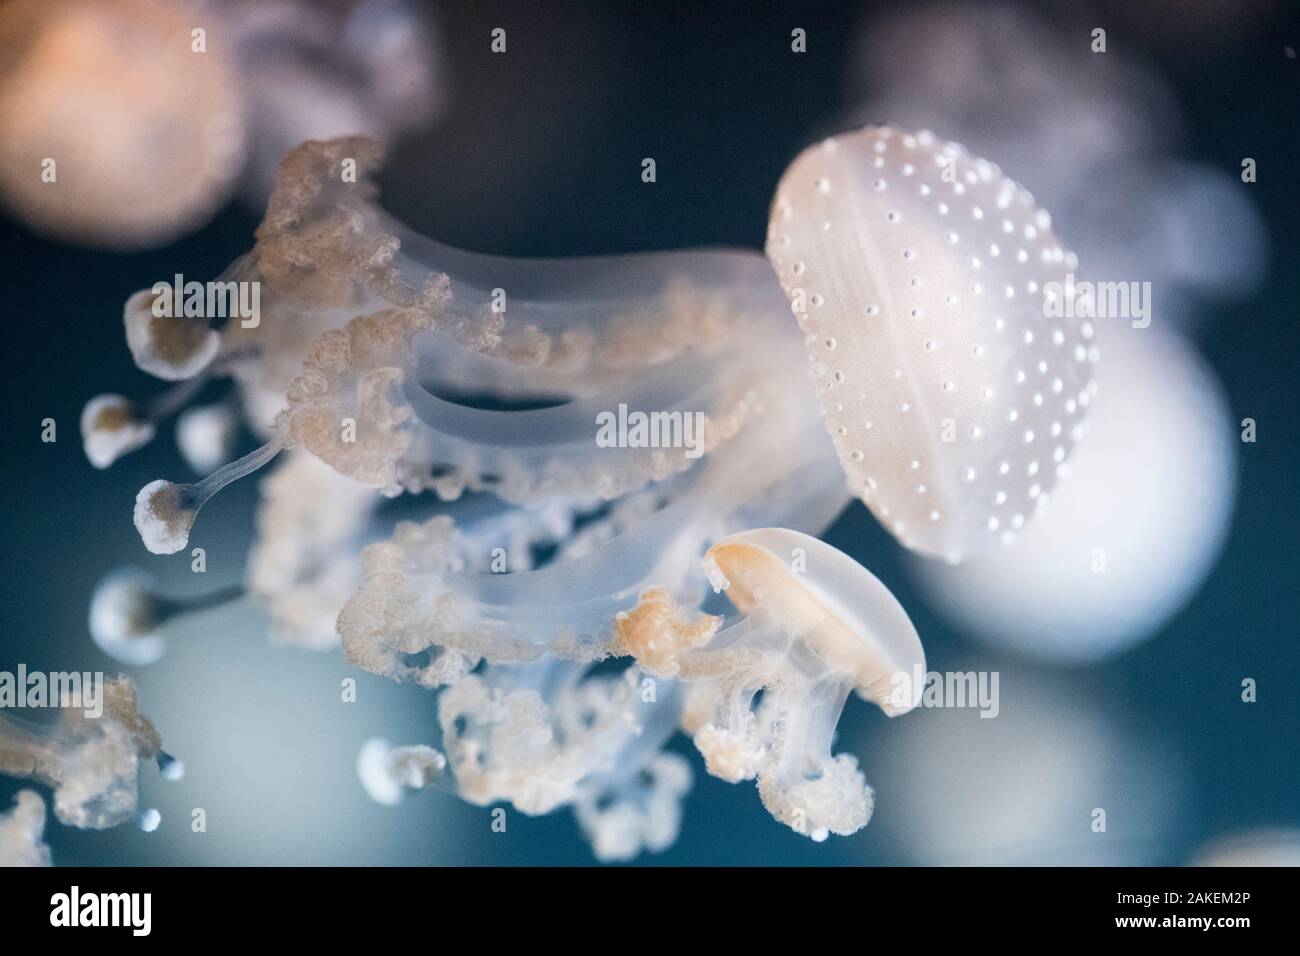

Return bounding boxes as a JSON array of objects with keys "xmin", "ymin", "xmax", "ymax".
[{"xmin": 766, "ymin": 125, "xmax": 1098, "ymax": 562}]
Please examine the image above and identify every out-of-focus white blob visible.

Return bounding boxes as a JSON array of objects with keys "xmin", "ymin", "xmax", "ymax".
[
  {"xmin": 0, "ymin": 676, "xmax": 178, "ymax": 830},
  {"xmin": 618, "ymin": 528, "xmax": 925, "ymax": 841},
  {"xmin": 843, "ymin": 1, "xmax": 1268, "ymax": 327},
  {"xmin": 1192, "ymin": 829, "xmax": 1300, "ymax": 866},
  {"xmin": 157, "ymin": 752, "xmax": 185, "ymax": 782},
  {"xmin": 89, "ymin": 569, "xmax": 167, "ymax": 666},
  {"xmin": 0, "ymin": 0, "xmax": 246, "ymax": 248},
  {"xmin": 177, "ymin": 403, "xmax": 239, "ymax": 475},
  {"xmin": 0, "ymin": 790, "xmax": 52, "ymax": 867},
  {"xmin": 910, "ymin": 325, "xmax": 1235, "ymax": 663},
  {"xmin": 767, "ymin": 125, "xmax": 1096, "ymax": 561},
  {"xmin": 574, "ymin": 752, "xmax": 692, "ymax": 863},
  {"xmin": 136, "ymin": 807, "xmax": 162, "ymax": 832},
  {"xmin": 356, "ymin": 737, "xmax": 448, "ymax": 807},
  {"xmin": 869, "ymin": 666, "xmax": 1185, "ymax": 864},
  {"xmin": 81, "ymin": 394, "xmax": 156, "ymax": 469}
]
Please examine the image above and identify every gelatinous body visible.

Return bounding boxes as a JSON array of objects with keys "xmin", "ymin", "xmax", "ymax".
[
  {"xmin": 768, "ymin": 126, "xmax": 1095, "ymax": 561},
  {"xmin": 0, "ymin": 676, "xmax": 177, "ymax": 830},
  {"xmin": 84, "ymin": 124, "xmax": 1093, "ymax": 858}
]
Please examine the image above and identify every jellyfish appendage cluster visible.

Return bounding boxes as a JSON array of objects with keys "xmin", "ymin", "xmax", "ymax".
[
  {"xmin": 0, "ymin": 673, "xmax": 181, "ymax": 866},
  {"xmin": 68, "ymin": 124, "xmax": 1097, "ymax": 862}
]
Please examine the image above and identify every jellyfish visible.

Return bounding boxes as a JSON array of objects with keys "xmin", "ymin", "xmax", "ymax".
[
  {"xmin": 908, "ymin": 323, "xmax": 1235, "ymax": 662},
  {"xmin": 85, "ymin": 124, "xmax": 1093, "ymax": 854},
  {"xmin": 107, "ymin": 126, "xmax": 1093, "ymax": 564},
  {"xmin": 0, "ymin": 0, "xmax": 443, "ymax": 248},
  {"xmin": 620, "ymin": 528, "xmax": 926, "ymax": 840},
  {"xmin": 0, "ymin": 790, "xmax": 52, "ymax": 867},
  {"xmin": 0, "ymin": 675, "xmax": 179, "ymax": 830}
]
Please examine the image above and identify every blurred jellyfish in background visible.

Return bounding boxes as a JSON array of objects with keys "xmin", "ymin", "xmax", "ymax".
[
  {"xmin": 866, "ymin": 664, "xmax": 1187, "ymax": 864},
  {"xmin": 0, "ymin": 0, "xmax": 444, "ymax": 249},
  {"xmin": 842, "ymin": 0, "xmax": 1269, "ymax": 325},
  {"xmin": 0, "ymin": 0, "xmax": 245, "ymax": 248},
  {"xmin": 218, "ymin": 0, "xmax": 446, "ymax": 203},
  {"xmin": 1192, "ymin": 829, "xmax": 1300, "ymax": 866},
  {"xmin": 909, "ymin": 324, "xmax": 1236, "ymax": 663}
]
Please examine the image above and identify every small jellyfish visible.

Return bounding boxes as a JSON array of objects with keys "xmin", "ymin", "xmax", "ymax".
[
  {"xmin": 618, "ymin": 528, "xmax": 925, "ymax": 840},
  {"xmin": 176, "ymin": 403, "xmax": 240, "ymax": 476},
  {"xmin": 0, "ymin": 675, "xmax": 178, "ymax": 830}
]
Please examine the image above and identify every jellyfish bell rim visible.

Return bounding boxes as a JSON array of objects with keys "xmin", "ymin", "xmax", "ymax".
[{"xmin": 703, "ymin": 527, "xmax": 925, "ymax": 715}]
